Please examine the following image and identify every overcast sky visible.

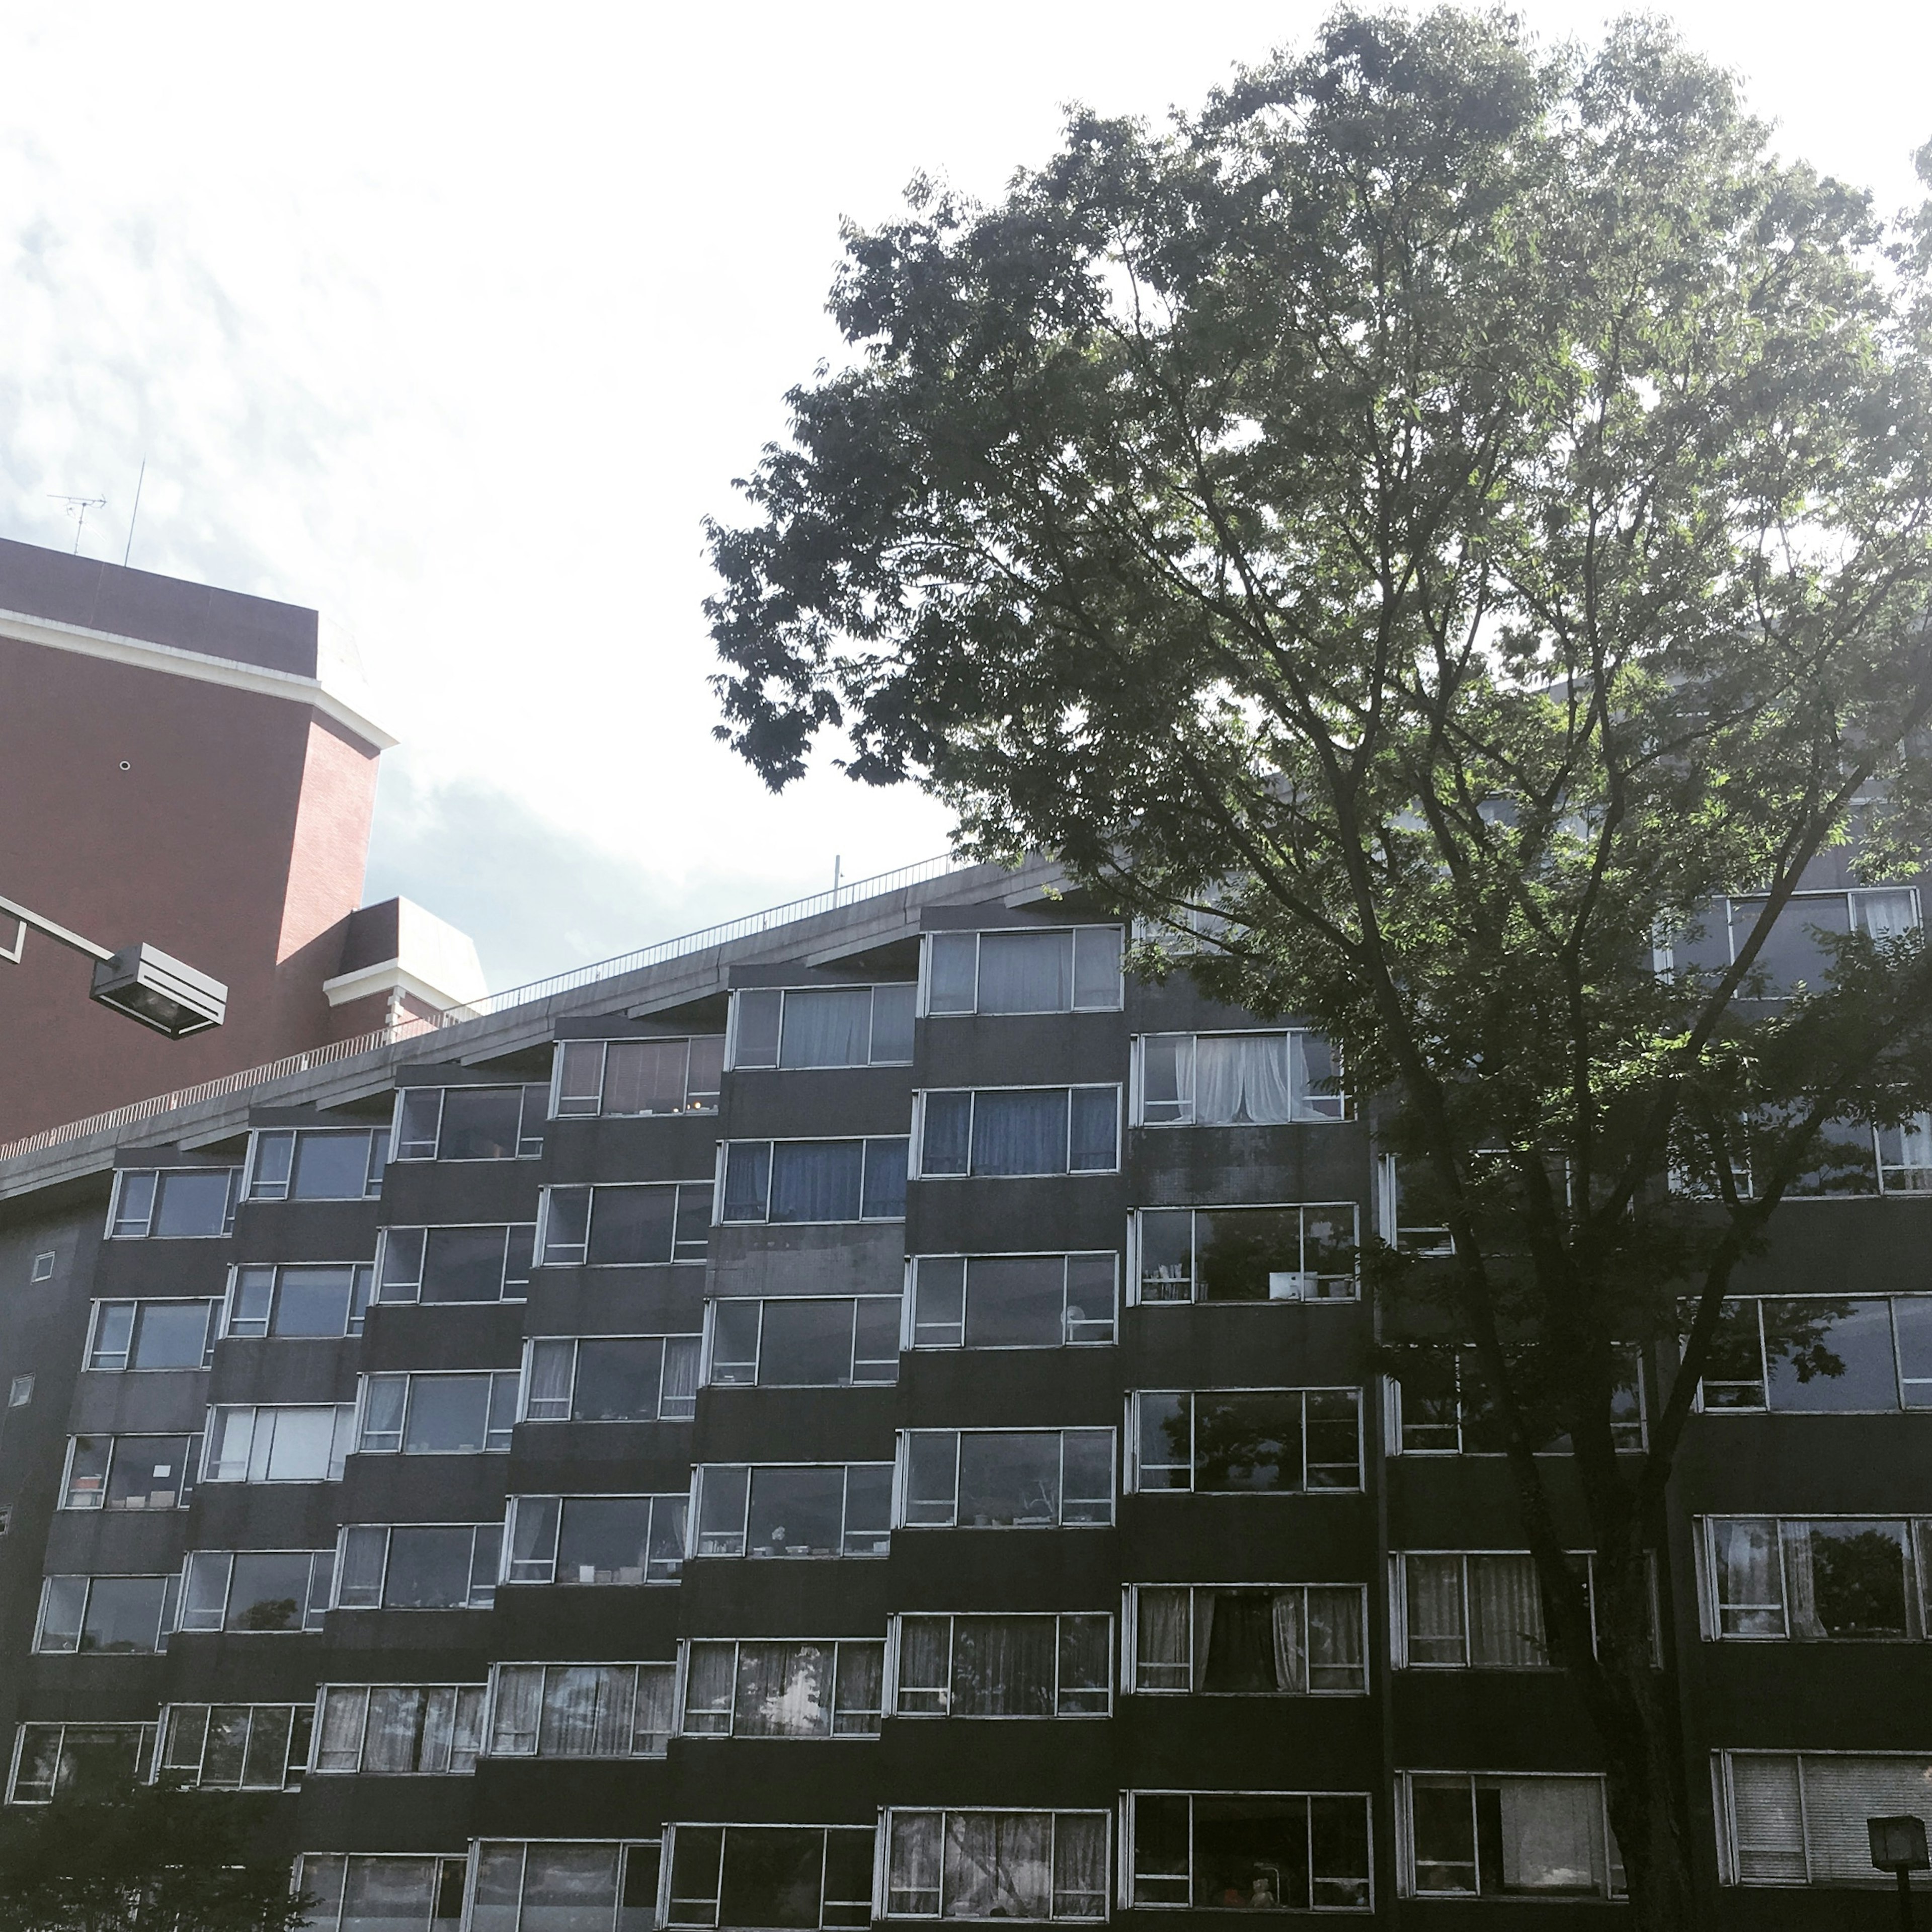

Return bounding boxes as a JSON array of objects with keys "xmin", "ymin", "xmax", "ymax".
[{"xmin": 4, "ymin": 2, "xmax": 1928, "ymax": 988}]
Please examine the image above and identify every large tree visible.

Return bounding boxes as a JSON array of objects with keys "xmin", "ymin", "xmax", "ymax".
[
  {"xmin": 0, "ymin": 1779, "xmax": 305, "ymax": 1932},
  {"xmin": 704, "ymin": 10, "xmax": 1932, "ymax": 1925}
]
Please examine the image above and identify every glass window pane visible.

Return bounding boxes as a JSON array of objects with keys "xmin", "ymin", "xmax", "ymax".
[
  {"xmin": 906, "ymin": 1433, "xmax": 958, "ymax": 1525},
  {"xmin": 1195, "ymin": 1208, "xmax": 1304, "ymax": 1302},
  {"xmin": 718, "ymin": 1828, "xmax": 826, "ymax": 1931},
  {"xmin": 746, "ymin": 1467, "xmax": 847, "ymax": 1557},
  {"xmin": 757, "ymin": 1302, "xmax": 854, "ymax": 1386},
  {"xmin": 1192, "ymin": 1035, "xmax": 1296, "ymax": 1126},
  {"xmin": 606, "ymin": 1040, "xmax": 695, "ymax": 1116},
  {"xmin": 1138, "ymin": 1212, "xmax": 1193, "ymax": 1302},
  {"xmin": 735, "ymin": 991, "xmax": 784, "ymax": 1069},
  {"xmin": 80, "ymin": 1577, "xmax": 168, "ymax": 1652},
  {"xmin": 972, "ymin": 1091, "xmax": 1068, "ymax": 1176},
  {"xmin": 1069, "ymin": 1089, "xmax": 1117, "ymax": 1170},
  {"xmin": 957, "ymin": 1432, "xmax": 1060, "ymax": 1526},
  {"xmin": 1136, "ymin": 1395, "xmax": 1190, "ymax": 1489},
  {"xmin": 722, "ymin": 1145, "xmax": 772, "ymax": 1222},
  {"xmin": 290, "ymin": 1135, "xmax": 374, "ymax": 1201},
  {"xmin": 129, "ymin": 1302, "xmax": 209, "ymax": 1370},
  {"xmin": 438, "ymin": 1089, "xmax": 524, "ymax": 1160},
  {"xmin": 271, "ymin": 1266, "xmax": 356, "ymax": 1335},
  {"xmin": 1072, "ymin": 927, "xmax": 1121, "ymax": 1008},
  {"xmin": 589, "ymin": 1187, "xmax": 678, "ymax": 1265},
  {"xmin": 861, "ymin": 1139, "xmax": 909, "ymax": 1221},
  {"xmin": 1765, "ymin": 1300, "xmax": 1899, "ymax": 1410},
  {"xmin": 419, "ymin": 1227, "xmax": 508, "ymax": 1303},
  {"xmin": 404, "ymin": 1378, "xmax": 492, "ymax": 1454},
  {"xmin": 1193, "ymin": 1392, "xmax": 1302, "ymax": 1491},
  {"xmin": 913, "ymin": 1258, "xmax": 966, "ymax": 1348},
  {"xmin": 927, "ymin": 934, "xmax": 978, "ymax": 1014},
  {"xmin": 226, "ymin": 1554, "xmax": 313, "ymax": 1631},
  {"xmin": 1190, "ymin": 1796, "xmax": 1311, "ymax": 1909},
  {"xmin": 920, "ymin": 1093, "xmax": 972, "ymax": 1175},
  {"xmin": 152, "ymin": 1169, "xmax": 233, "ymax": 1236},
  {"xmin": 963, "ymin": 1257, "xmax": 1066, "ymax": 1348},
  {"xmin": 64, "ymin": 1436, "xmax": 112, "ymax": 1508},
  {"xmin": 1132, "ymin": 1795, "xmax": 1190, "ymax": 1905},
  {"xmin": 978, "ymin": 930, "xmax": 1073, "ymax": 1013},
  {"xmin": 1792, "ymin": 1520, "xmax": 1911, "ymax": 1637},
  {"xmin": 557, "ymin": 1498, "xmax": 653, "ymax": 1585},
  {"xmin": 573, "ymin": 1338, "xmax": 666, "ymax": 1420},
  {"xmin": 769, "ymin": 1143, "xmax": 864, "ymax": 1223},
  {"xmin": 871, "ymin": 985, "xmax": 916, "ymax": 1062},
  {"xmin": 780, "ymin": 989, "xmax": 873, "ymax": 1068},
  {"xmin": 382, "ymin": 1528, "xmax": 475, "ymax": 1607}
]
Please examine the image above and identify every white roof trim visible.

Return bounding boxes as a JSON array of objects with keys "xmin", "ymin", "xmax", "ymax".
[
  {"xmin": 322, "ymin": 958, "xmax": 481, "ymax": 1017},
  {"xmin": 0, "ymin": 606, "xmax": 398, "ymax": 751}
]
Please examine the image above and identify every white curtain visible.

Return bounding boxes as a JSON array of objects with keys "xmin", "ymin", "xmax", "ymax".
[
  {"xmin": 632, "ymin": 1666, "xmax": 674, "ymax": 1754},
  {"xmin": 1404, "ymin": 1556, "xmax": 1467, "ymax": 1664},
  {"xmin": 889, "ymin": 1814, "xmax": 943, "ymax": 1915},
  {"xmin": 735, "ymin": 1643, "xmax": 829, "ymax": 1738},
  {"xmin": 833, "ymin": 1644, "xmax": 884, "ymax": 1733},
  {"xmin": 898, "ymin": 1618, "xmax": 951, "ymax": 1712},
  {"xmin": 1715, "ymin": 1519, "xmax": 1784, "ymax": 1635},
  {"xmin": 1860, "ymin": 890, "xmax": 1919, "ymax": 940},
  {"xmin": 1781, "ymin": 1523, "xmax": 1822, "ymax": 1638},
  {"xmin": 316, "ymin": 1687, "xmax": 369, "ymax": 1772},
  {"xmin": 1467, "ymin": 1556, "xmax": 1547, "ymax": 1667},
  {"xmin": 682, "ymin": 1644, "xmax": 736, "ymax": 1733},
  {"xmin": 951, "ymin": 1618, "xmax": 1056, "ymax": 1717},
  {"xmin": 340, "ymin": 1856, "xmax": 439, "ymax": 1932},
  {"xmin": 1051, "ymin": 1817, "xmax": 1108, "ymax": 1919},
  {"xmin": 943, "ymin": 1813, "xmax": 1052, "ymax": 1918},
  {"xmin": 779, "ymin": 989, "xmax": 872, "ymax": 1068},
  {"xmin": 1496, "ymin": 1779, "xmax": 1602, "ymax": 1892},
  {"xmin": 976, "ymin": 932, "xmax": 1073, "ymax": 1014},
  {"xmin": 1193, "ymin": 1035, "xmax": 1295, "ymax": 1125},
  {"xmin": 364, "ymin": 1687, "xmax": 429, "ymax": 1773},
  {"xmin": 490, "ymin": 1669, "xmax": 541, "ymax": 1755},
  {"xmin": 540, "ymin": 1666, "xmax": 632, "ymax": 1756},
  {"xmin": 1270, "ymin": 1592, "xmax": 1306, "ymax": 1693},
  {"xmin": 526, "ymin": 1342, "xmax": 575, "ymax": 1420},
  {"xmin": 1307, "ymin": 1588, "xmax": 1364, "ymax": 1692},
  {"xmin": 1136, "ymin": 1590, "xmax": 1189, "ymax": 1691}
]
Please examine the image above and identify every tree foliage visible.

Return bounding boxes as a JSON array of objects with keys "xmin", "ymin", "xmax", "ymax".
[
  {"xmin": 0, "ymin": 1781, "xmax": 305, "ymax": 1932},
  {"xmin": 705, "ymin": 11, "xmax": 1932, "ymax": 1924}
]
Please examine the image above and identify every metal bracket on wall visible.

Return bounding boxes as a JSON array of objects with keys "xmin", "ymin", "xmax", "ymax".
[{"xmin": 0, "ymin": 918, "xmax": 23, "ymax": 964}]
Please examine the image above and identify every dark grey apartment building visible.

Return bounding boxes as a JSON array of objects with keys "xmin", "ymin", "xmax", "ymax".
[{"xmin": 0, "ymin": 855, "xmax": 1926, "ymax": 1927}]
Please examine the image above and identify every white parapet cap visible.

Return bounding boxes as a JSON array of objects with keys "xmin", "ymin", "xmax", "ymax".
[
  {"xmin": 323, "ymin": 898, "xmax": 489, "ymax": 1015},
  {"xmin": 0, "ymin": 604, "xmax": 398, "ymax": 751}
]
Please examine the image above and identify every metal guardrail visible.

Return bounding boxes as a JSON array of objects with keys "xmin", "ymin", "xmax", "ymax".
[{"xmin": 0, "ymin": 850, "xmax": 971, "ymax": 1162}]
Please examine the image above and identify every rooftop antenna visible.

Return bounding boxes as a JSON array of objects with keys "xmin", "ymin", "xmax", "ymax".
[
  {"xmin": 122, "ymin": 458, "xmax": 146, "ymax": 567},
  {"xmin": 48, "ymin": 494, "xmax": 106, "ymax": 555},
  {"xmin": 833, "ymin": 855, "xmax": 842, "ymax": 896}
]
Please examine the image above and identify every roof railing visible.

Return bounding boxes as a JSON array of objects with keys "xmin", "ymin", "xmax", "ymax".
[{"xmin": 0, "ymin": 849, "xmax": 971, "ymax": 1163}]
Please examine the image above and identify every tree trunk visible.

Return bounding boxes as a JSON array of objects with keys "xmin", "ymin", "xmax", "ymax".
[{"xmin": 1593, "ymin": 1652, "xmax": 1699, "ymax": 1930}]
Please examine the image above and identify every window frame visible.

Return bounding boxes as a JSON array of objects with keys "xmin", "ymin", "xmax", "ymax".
[
  {"xmin": 293, "ymin": 1853, "xmax": 471, "ymax": 1932},
  {"xmin": 222, "ymin": 1261, "xmax": 374, "ymax": 1339},
  {"xmin": 33, "ymin": 1573, "xmax": 182, "ymax": 1654},
  {"xmin": 202, "ymin": 1404, "xmax": 356, "ymax": 1483},
  {"xmin": 1693, "ymin": 1293, "xmax": 1932, "ymax": 1413},
  {"xmin": 503, "ymin": 1493, "xmax": 688, "ymax": 1585},
  {"xmin": 714, "ymin": 1137, "xmax": 911, "ymax": 1226},
  {"xmin": 919, "ymin": 924, "xmax": 1125, "ymax": 1017},
  {"xmin": 1713, "ymin": 1748, "xmax": 1932, "ymax": 1886},
  {"xmin": 1129, "ymin": 1205, "xmax": 1361, "ymax": 1306},
  {"xmin": 727, "ymin": 983, "xmax": 918, "ymax": 1070},
  {"xmin": 178, "ymin": 1549, "xmax": 334, "ymax": 1634},
  {"xmin": 1696, "ymin": 1515, "xmax": 1931, "ymax": 1641},
  {"xmin": 888, "ymin": 1612, "xmax": 1113, "ymax": 1719},
  {"xmin": 355, "ymin": 1373, "xmax": 519, "ymax": 1456},
  {"xmin": 521, "ymin": 1334, "xmax": 702, "ymax": 1422},
  {"xmin": 244, "ymin": 1126, "xmax": 389, "ymax": 1203},
  {"xmin": 391, "ymin": 1084, "xmax": 548, "ymax": 1162},
  {"xmin": 105, "ymin": 1165, "xmax": 240, "ymax": 1240},
  {"xmin": 1389, "ymin": 1552, "xmax": 1617, "ymax": 1669},
  {"xmin": 1395, "ymin": 1770, "xmax": 1623, "ymax": 1901},
  {"xmin": 912, "ymin": 1086, "xmax": 1122, "ymax": 1179},
  {"xmin": 58, "ymin": 1431, "xmax": 202, "ymax": 1512},
  {"xmin": 156, "ymin": 1702, "xmax": 313, "ymax": 1790},
  {"xmin": 375, "ymin": 1222, "xmax": 536, "ymax": 1305},
  {"xmin": 894, "ymin": 1428, "xmax": 1117, "ymax": 1530},
  {"xmin": 663, "ymin": 1822, "xmax": 874, "ymax": 1931},
  {"xmin": 704, "ymin": 1296, "xmax": 901, "ymax": 1389},
  {"xmin": 1124, "ymin": 1585, "xmax": 1369, "ymax": 1697},
  {"xmin": 332, "ymin": 1523, "xmax": 502, "ymax": 1611},
  {"xmin": 484, "ymin": 1663, "xmax": 675, "ymax": 1760},
  {"xmin": 677, "ymin": 1638, "xmax": 886, "ymax": 1740},
  {"xmin": 904, "ymin": 1253, "xmax": 1119, "ymax": 1351},
  {"xmin": 538, "ymin": 1182, "xmax": 713, "ymax": 1265},
  {"xmin": 1127, "ymin": 1389, "xmax": 1364, "ymax": 1495},
  {"xmin": 7, "ymin": 1722, "xmax": 156, "ymax": 1803},
  {"xmin": 691, "ymin": 1463, "xmax": 894, "ymax": 1560},
  {"xmin": 879, "ymin": 1807, "xmax": 1113, "ymax": 1921},
  {"xmin": 1382, "ymin": 1346, "xmax": 1649, "ymax": 1455},
  {"xmin": 1132, "ymin": 1029, "xmax": 1349, "ymax": 1128},
  {"xmin": 310, "ymin": 1683, "xmax": 486, "ymax": 1776},
  {"xmin": 85, "ymin": 1299, "xmax": 219, "ymax": 1374},
  {"xmin": 552, "ymin": 1034, "xmax": 726, "ymax": 1116},
  {"xmin": 1126, "ymin": 1789, "xmax": 1376, "ymax": 1913}
]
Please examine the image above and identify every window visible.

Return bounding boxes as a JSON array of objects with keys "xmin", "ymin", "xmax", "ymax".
[
  {"xmin": 1130, "ymin": 1390, "xmax": 1361, "ymax": 1493},
  {"xmin": 471, "ymin": 1843, "xmax": 660, "ymax": 1932},
  {"xmin": 203, "ymin": 1405, "xmax": 355, "ymax": 1482},
  {"xmin": 1718, "ymin": 1751, "xmax": 1932, "ymax": 1885},
  {"xmin": 312, "ymin": 1685, "xmax": 485, "ymax": 1774},
  {"xmin": 1399, "ymin": 1773, "xmax": 1622, "ymax": 1899},
  {"xmin": 1131, "ymin": 1792, "xmax": 1371, "ymax": 1911},
  {"xmin": 506, "ymin": 1494, "xmax": 687, "ymax": 1584},
  {"xmin": 393, "ymin": 1084, "xmax": 547, "ymax": 1161},
  {"xmin": 1662, "ymin": 887, "xmax": 1920, "ymax": 998},
  {"xmin": 30, "ymin": 1250, "xmax": 56, "ymax": 1282},
  {"xmin": 246, "ymin": 1128, "xmax": 388, "ymax": 1201},
  {"xmin": 357, "ymin": 1374, "xmax": 518, "ymax": 1454},
  {"xmin": 924, "ymin": 925, "xmax": 1123, "ymax": 1015},
  {"xmin": 35, "ymin": 1574, "xmax": 180, "ymax": 1653},
  {"xmin": 7, "ymin": 1723, "xmax": 155, "ymax": 1803},
  {"xmin": 884, "ymin": 1810, "xmax": 1109, "ymax": 1920},
  {"xmin": 681, "ymin": 1641, "xmax": 884, "ymax": 1738},
  {"xmin": 1698, "ymin": 1295, "xmax": 1932, "ymax": 1411},
  {"xmin": 540, "ymin": 1183, "xmax": 711, "ymax": 1264},
  {"xmin": 1393, "ymin": 1554, "xmax": 1608, "ymax": 1668},
  {"xmin": 224, "ymin": 1263, "xmax": 373, "ymax": 1338},
  {"xmin": 377, "ymin": 1224, "xmax": 535, "ymax": 1303},
  {"xmin": 892, "ymin": 1614, "xmax": 1109, "ymax": 1717},
  {"xmin": 666, "ymin": 1824, "xmax": 870, "ymax": 1930},
  {"xmin": 7, "ymin": 1375, "xmax": 29, "ymax": 1408},
  {"xmin": 719, "ymin": 1139, "xmax": 909, "ymax": 1224},
  {"xmin": 731, "ymin": 984, "xmax": 917, "ymax": 1068},
  {"xmin": 1699, "ymin": 1517, "xmax": 1932, "ymax": 1639},
  {"xmin": 916, "ymin": 1089, "xmax": 1119, "ymax": 1178},
  {"xmin": 295, "ymin": 1856, "xmax": 469, "ymax": 1932},
  {"xmin": 180, "ymin": 1550, "xmax": 334, "ymax": 1632},
  {"xmin": 107, "ymin": 1166, "xmax": 238, "ymax": 1238},
  {"xmin": 60, "ymin": 1433, "xmax": 200, "ymax": 1511},
  {"xmin": 159, "ymin": 1704, "xmax": 312, "ymax": 1789},
  {"xmin": 1129, "ymin": 1587, "xmax": 1365, "ymax": 1695},
  {"xmin": 1137, "ymin": 1031, "xmax": 1346, "ymax": 1125},
  {"xmin": 334, "ymin": 1524, "xmax": 502, "ymax": 1610},
  {"xmin": 488, "ymin": 1664, "xmax": 674, "ymax": 1758},
  {"xmin": 1385, "ymin": 1345, "xmax": 1646, "ymax": 1453},
  {"xmin": 86, "ymin": 1299, "xmax": 218, "ymax": 1373},
  {"xmin": 524, "ymin": 1336, "xmax": 700, "ymax": 1421},
  {"xmin": 555, "ymin": 1034, "xmax": 725, "ymax": 1115},
  {"xmin": 693, "ymin": 1463, "xmax": 892, "ymax": 1558},
  {"xmin": 899, "ymin": 1430, "xmax": 1114, "ymax": 1528},
  {"xmin": 707, "ymin": 1298, "xmax": 898, "ymax": 1387},
  {"xmin": 1134, "ymin": 1206, "xmax": 1357, "ymax": 1304},
  {"xmin": 908, "ymin": 1254, "xmax": 1116, "ymax": 1349}
]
